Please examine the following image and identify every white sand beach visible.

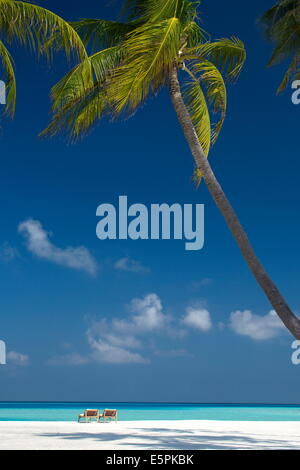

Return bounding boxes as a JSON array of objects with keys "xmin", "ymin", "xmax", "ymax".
[{"xmin": 0, "ymin": 420, "xmax": 300, "ymax": 450}]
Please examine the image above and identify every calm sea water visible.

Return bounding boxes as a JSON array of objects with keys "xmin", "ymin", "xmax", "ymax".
[{"xmin": 1, "ymin": 403, "xmax": 300, "ymax": 421}]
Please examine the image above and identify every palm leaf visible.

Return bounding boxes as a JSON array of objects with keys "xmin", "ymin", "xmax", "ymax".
[
  {"xmin": 144, "ymin": 0, "xmax": 198, "ymax": 23},
  {"xmin": 183, "ymin": 20, "xmax": 208, "ymax": 48},
  {"xmin": 123, "ymin": 0, "xmax": 198, "ymax": 24},
  {"xmin": 0, "ymin": 0, "xmax": 88, "ymax": 61},
  {"xmin": 277, "ymin": 52, "xmax": 300, "ymax": 91},
  {"xmin": 69, "ymin": 18, "xmax": 141, "ymax": 51},
  {"xmin": 41, "ymin": 83, "xmax": 108, "ymax": 139},
  {"xmin": 260, "ymin": 1, "xmax": 300, "ymax": 90},
  {"xmin": 186, "ymin": 37, "xmax": 246, "ymax": 81},
  {"xmin": 260, "ymin": 0, "xmax": 300, "ymax": 42},
  {"xmin": 42, "ymin": 46, "xmax": 125, "ymax": 138},
  {"xmin": 191, "ymin": 59, "xmax": 227, "ymax": 144},
  {"xmin": 182, "ymin": 59, "xmax": 227, "ymax": 185},
  {"xmin": 182, "ymin": 66, "xmax": 211, "ymax": 157},
  {"xmin": 108, "ymin": 17, "xmax": 182, "ymax": 116},
  {"xmin": 50, "ymin": 46, "xmax": 123, "ymax": 112},
  {"xmin": 268, "ymin": 13, "xmax": 300, "ymax": 66}
]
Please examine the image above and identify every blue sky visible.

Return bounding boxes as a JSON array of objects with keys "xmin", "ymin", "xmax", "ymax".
[{"xmin": 0, "ymin": 0, "xmax": 300, "ymax": 403}]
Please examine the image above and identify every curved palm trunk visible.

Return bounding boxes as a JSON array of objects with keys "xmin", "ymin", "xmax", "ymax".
[{"xmin": 169, "ymin": 65, "xmax": 300, "ymax": 339}]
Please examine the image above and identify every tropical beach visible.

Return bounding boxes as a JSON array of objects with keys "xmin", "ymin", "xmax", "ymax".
[
  {"xmin": 1, "ymin": 403, "xmax": 300, "ymax": 450},
  {"xmin": 1, "ymin": 0, "xmax": 300, "ymax": 453}
]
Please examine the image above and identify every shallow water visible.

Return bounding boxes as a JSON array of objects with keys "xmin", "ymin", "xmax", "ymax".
[{"xmin": 1, "ymin": 402, "xmax": 300, "ymax": 421}]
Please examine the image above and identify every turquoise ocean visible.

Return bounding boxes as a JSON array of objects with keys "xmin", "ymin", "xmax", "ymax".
[{"xmin": 1, "ymin": 403, "xmax": 300, "ymax": 421}]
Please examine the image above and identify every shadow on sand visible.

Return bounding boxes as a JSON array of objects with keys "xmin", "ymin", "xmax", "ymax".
[{"xmin": 37, "ymin": 425, "xmax": 300, "ymax": 450}]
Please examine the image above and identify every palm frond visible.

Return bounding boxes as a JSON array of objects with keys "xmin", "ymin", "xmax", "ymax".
[
  {"xmin": 0, "ymin": 0, "xmax": 88, "ymax": 61},
  {"xmin": 182, "ymin": 66, "xmax": 211, "ymax": 157},
  {"xmin": 108, "ymin": 17, "xmax": 182, "ymax": 116},
  {"xmin": 267, "ymin": 12, "xmax": 300, "ymax": 66},
  {"xmin": 186, "ymin": 37, "xmax": 246, "ymax": 81},
  {"xmin": 183, "ymin": 20, "xmax": 208, "ymax": 48},
  {"xmin": 277, "ymin": 51, "xmax": 300, "ymax": 91},
  {"xmin": 41, "ymin": 83, "xmax": 108, "ymax": 139},
  {"xmin": 69, "ymin": 18, "xmax": 141, "ymax": 51},
  {"xmin": 191, "ymin": 59, "xmax": 227, "ymax": 144},
  {"xmin": 260, "ymin": 0, "xmax": 300, "ymax": 41},
  {"xmin": 144, "ymin": 0, "xmax": 198, "ymax": 23},
  {"xmin": 260, "ymin": 0, "xmax": 300, "ymax": 90},
  {"xmin": 42, "ymin": 46, "xmax": 125, "ymax": 138},
  {"xmin": 0, "ymin": 38, "xmax": 16, "ymax": 116},
  {"xmin": 122, "ymin": 0, "xmax": 199, "ymax": 24},
  {"xmin": 182, "ymin": 59, "xmax": 227, "ymax": 184},
  {"xmin": 50, "ymin": 46, "xmax": 123, "ymax": 112}
]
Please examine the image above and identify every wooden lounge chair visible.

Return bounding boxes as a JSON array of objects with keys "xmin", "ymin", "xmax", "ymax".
[
  {"xmin": 78, "ymin": 409, "xmax": 100, "ymax": 423},
  {"xmin": 101, "ymin": 409, "xmax": 118, "ymax": 423}
]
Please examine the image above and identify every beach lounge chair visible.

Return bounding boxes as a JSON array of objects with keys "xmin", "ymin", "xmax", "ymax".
[
  {"xmin": 78, "ymin": 409, "xmax": 100, "ymax": 423},
  {"xmin": 101, "ymin": 409, "xmax": 118, "ymax": 423}
]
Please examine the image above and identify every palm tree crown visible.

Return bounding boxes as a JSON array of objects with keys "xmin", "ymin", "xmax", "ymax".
[
  {"xmin": 43, "ymin": 0, "xmax": 246, "ymax": 177},
  {"xmin": 260, "ymin": 0, "xmax": 300, "ymax": 92}
]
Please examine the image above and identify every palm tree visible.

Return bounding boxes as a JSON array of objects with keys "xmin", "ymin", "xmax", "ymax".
[
  {"xmin": 260, "ymin": 0, "xmax": 300, "ymax": 92},
  {"xmin": 0, "ymin": 0, "xmax": 89, "ymax": 117},
  {"xmin": 42, "ymin": 0, "xmax": 300, "ymax": 339}
]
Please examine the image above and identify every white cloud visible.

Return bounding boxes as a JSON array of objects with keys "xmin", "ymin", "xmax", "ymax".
[
  {"xmin": 45, "ymin": 294, "xmax": 169, "ymax": 366},
  {"xmin": 182, "ymin": 307, "xmax": 212, "ymax": 332},
  {"xmin": 101, "ymin": 332, "xmax": 142, "ymax": 349},
  {"xmin": 85, "ymin": 294, "xmax": 169, "ymax": 364},
  {"xmin": 7, "ymin": 351, "xmax": 29, "ymax": 366},
  {"xmin": 18, "ymin": 219, "xmax": 98, "ymax": 275},
  {"xmin": 129, "ymin": 293, "xmax": 168, "ymax": 331},
  {"xmin": 114, "ymin": 257, "xmax": 149, "ymax": 273},
  {"xmin": 46, "ymin": 294, "xmax": 214, "ymax": 366},
  {"xmin": 229, "ymin": 309, "xmax": 285, "ymax": 340},
  {"xmin": 87, "ymin": 334, "xmax": 148, "ymax": 364}
]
